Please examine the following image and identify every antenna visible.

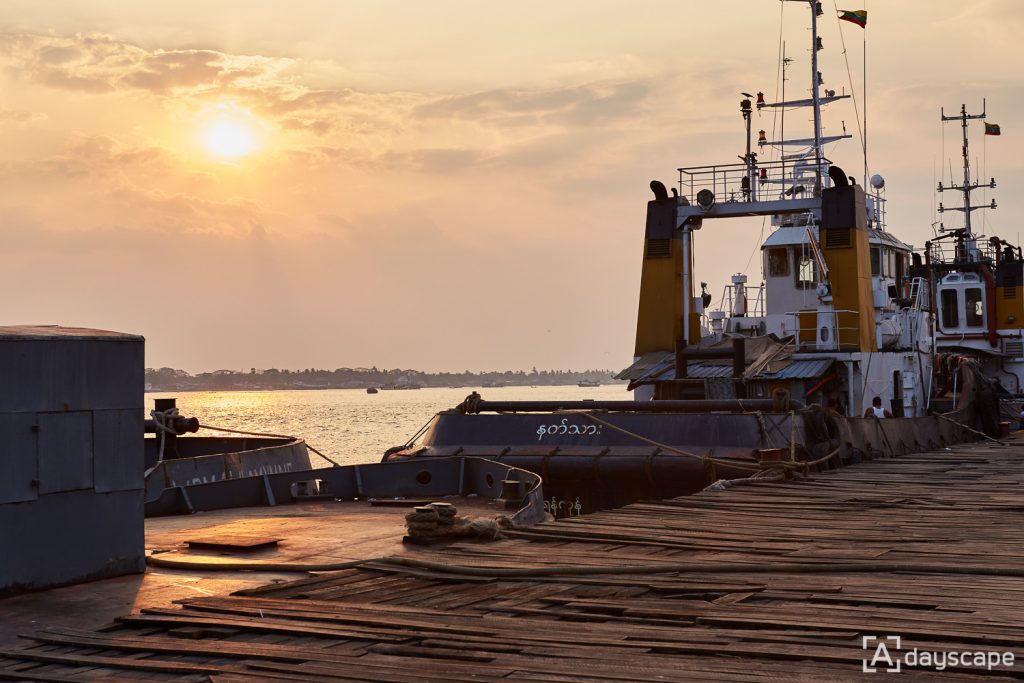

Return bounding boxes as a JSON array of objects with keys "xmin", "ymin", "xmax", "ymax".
[
  {"xmin": 938, "ymin": 100, "xmax": 997, "ymax": 261},
  {"xmin": 938, "ymin": 101, "xmax": 996, "ymax": 240}
]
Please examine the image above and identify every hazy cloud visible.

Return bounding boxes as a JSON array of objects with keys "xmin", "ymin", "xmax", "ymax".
[
  {"xmin": 0, "ymin": 32, "xmax": 294, "ymax": 96},
  {"xmin": 413, "ymin": 81, "xmax": 651, "ymax": 128},
  {"xmin": 0, "ymin": 135, "xmax": 168, "ymax": 181},
  {"xmin": 0, "ymin": 106, "xmax": 44, "ymax": 123}
]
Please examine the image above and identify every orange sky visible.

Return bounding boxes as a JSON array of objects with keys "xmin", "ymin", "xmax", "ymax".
[{"xmin": 0, "ymin": 1, "xmax": 1021, "ymax": 372}]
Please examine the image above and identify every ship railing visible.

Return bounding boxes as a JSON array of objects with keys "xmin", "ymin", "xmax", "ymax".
[
  {"xmin": 927, "ymin": 233, "xmax": 1000, "ymax": 266},
  {"xmin": 677, "ymin": 157, "xmax": 832, "ymax": 205},
  {"xmin": 720, "ymin": 282, "xmax": 765, "ymax": 318},
  {"xmin": 783, "ymin": 309, "xmax": 863, "ymax": 351}
]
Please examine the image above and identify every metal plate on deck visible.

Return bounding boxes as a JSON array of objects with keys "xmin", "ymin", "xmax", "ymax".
[{"xmin": 184, "ymin": 535, "xmax": 281, "ymax": 551}]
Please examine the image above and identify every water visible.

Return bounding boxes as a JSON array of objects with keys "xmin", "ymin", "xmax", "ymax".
[{"xmin": 146, "ymin": 385, "xmax": 631, "ymax": 467}]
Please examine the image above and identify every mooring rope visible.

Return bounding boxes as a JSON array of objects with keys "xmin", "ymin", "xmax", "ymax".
[
  {"xmin": 196, "ymin": 423, "xmax": 343, "ymax": 467},
  {"xmin": 933, "ymin": 412, "xmax": 1008, "ymax": 446},
  {"xmin": 578, "ymin": 411, "xmax": 825, "ymax": 476}
]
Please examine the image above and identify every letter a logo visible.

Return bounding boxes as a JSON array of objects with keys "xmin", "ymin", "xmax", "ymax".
[{"xmin": 863, "ymin": 636, "xmax": 901, "ymax": 673}]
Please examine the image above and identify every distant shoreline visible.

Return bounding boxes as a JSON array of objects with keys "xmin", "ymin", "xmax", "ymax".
[
  {"xmin": 146, "ymin": 367, "xmax": 623, "ymax": 393},
  {"xmin": 145, "ymin": 382, "xmax": 627, "ymax": 393}
]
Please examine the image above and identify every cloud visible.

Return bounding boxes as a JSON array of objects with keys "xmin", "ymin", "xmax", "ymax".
[
  {"xmin": 0, "ymin": 32, "xmax": 295, "ymax": 96},
  {"xmin": 378, "ymin": 147, "xmax": 487, "ymax": 173},
  {"xmin": 0, "ymin": 135, "xmax": 169, "ymax": 181},
  {"xmin": 413, "ymin": 80, "xmax": 651, "ymax": 128},
  {"xmin": 0, "ymin": 106, "xmax": 44, "ymax": 124}
]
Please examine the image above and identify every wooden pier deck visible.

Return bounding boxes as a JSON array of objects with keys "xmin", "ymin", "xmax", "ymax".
[{"xmin": 2, "ymin": 438, "xmax": 1024, "ymax": 681}]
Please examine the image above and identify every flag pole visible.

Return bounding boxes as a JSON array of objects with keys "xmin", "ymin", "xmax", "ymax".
[{"xmin": 863, "ymin": 1, "xmax": 867, "ymax": 188}]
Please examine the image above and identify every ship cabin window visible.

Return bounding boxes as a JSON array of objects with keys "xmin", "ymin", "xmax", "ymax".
[
  {"xmin": 940, "ymin": 289, "xmax": 959, "ymax": 328},
  {"xmin": 767, "ymin": 248, "xmax": 790, "ymax": 277},
  {"xmin": 964, "ymin": 288, "xmax": 984, "ymax": 327},
  {"xmin": 870, "ymin": 247, "xmax": 880, "ymax": 276},
  {"xmin": 796, "ymin": 256, "xmax": 816, "ymax": 289}
]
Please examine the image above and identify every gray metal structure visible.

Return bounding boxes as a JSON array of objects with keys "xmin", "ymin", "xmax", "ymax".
[
  {"xmin": 146, "ymin": 456, "xmax": 547, "ymax": 527},
  {"xmin": 0, "ymin": 326, "xmax": 145, "ymax": 595}
]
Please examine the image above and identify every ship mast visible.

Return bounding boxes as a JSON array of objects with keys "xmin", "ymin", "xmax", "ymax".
[
  {"xmin": 937, "ymin": 100, "xmax": 997, "ymax": 260},
  {"xmin": 758, "ymin": 1, "xmax": 850, "ymax": 200},
  {"xmin": 809, "ymin": 0, "xmax": 823, "ymax": 195}
]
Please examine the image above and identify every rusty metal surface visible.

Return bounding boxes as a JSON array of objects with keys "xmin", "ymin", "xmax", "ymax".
[
  {"xmin": 400, "ymin": 409, "xmax": 978, "ymax": 516},
  {"xmin": 145, "ymin": 456, "xmax": 546, "ymax": 527},
  {"xmin": 144, "ymin": 438, "xmax": 313, "ymax": 500}
]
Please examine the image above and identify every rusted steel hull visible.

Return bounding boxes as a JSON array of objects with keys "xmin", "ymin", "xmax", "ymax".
[
  {"xmin": 144, "ymin": 436, "xmax": 314, "ymax": 516},
  {"xmin": 388, "ymin": 408, "xmax": 978, "ymax": 515},
  {"xmin": 145, "ymin": 455, "xmax": 546, "ymax": 526}
]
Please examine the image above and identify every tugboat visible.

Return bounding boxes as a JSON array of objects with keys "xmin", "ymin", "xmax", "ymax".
[
  {"xmin": 384, "ymin": 0, "xmax": 994, "ymax": 513},
  {"xmin": 915, "ymin": 102, "xmax": 1019, "ymax": 428}
]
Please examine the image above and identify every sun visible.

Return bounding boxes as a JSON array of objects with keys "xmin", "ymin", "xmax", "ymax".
[
  {"xmin": 195, "ymin": 103, "xmax": 264, "ymax": 160},
  {"xmin": 203, "ymin": 119, "xmax": 257, "ymax": 158}
]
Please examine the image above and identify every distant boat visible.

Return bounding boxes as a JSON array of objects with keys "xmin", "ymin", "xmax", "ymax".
[
  {"xmin": 366, "ymin": 387, "xmax": 379, "ymax": 394},
  {"xmin": 482, "ymin": 381, "xmax": 506, "ymax": 388},
  {"xmin": 578, "ymin": 380, "xmax": 601, "ymax": 388}
]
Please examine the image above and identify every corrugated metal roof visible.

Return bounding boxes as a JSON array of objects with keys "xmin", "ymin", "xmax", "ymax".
[
  {"xmin": 684, "ymin": 363, "xmax": 734, "ymax": 379},
  {"xmin": 618, "ymin": 353, "xmax": 834, "ymax": 385},
  {"xmin": 758, "ymin": 358, "xmax": 834, "ymax": 380},
  {"xmin": 615, "ymin": 351, "xmax": 674, "ymax": 382}
]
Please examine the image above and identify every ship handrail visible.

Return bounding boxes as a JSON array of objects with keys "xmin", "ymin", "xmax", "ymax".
[
  {"xmin": 778, "ymin": 309, "xmax": 864, "ymax": 351},
  {"xmin": 676, "ymin": 157, "xmax": 833, "ymax": 203}
]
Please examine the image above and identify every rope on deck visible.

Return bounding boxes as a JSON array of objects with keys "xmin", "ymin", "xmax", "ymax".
[{"xmin": 933, "ymin": 412, "xmax": 1008, "ymax": 446}]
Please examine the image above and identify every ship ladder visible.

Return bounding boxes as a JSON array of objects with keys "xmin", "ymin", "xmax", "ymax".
[{"xmin": 908, "ymin": 276, "xmax": 925, "ymax": 311}]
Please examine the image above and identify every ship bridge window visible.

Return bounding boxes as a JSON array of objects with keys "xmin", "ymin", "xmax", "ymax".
[
  {"xmin": 940, "ymin": 289, "xmax": 959, "ymax": 328},
  {"xmin": 965, "ymin": 287, "xmax": 984, "ymax": 327},
  {"xmin": 870, "ymin": 247, "xmax": 880, "ymax": 276},
  {"xmin": 767, "ymin": 248, "xmax": 790, "ymax": 277},
  {"xmin": 796, "ymin": 256, "xmax": 816, "ymax": 289}
]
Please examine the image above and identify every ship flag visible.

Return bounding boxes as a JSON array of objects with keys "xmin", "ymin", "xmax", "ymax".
[
  {"xmin": 985, "ymin": 123, "xmax": 1001, "ymax": 136},
  {"xmin": 838, "ymin": 9, "xmax": 867, "ymax": 28}
]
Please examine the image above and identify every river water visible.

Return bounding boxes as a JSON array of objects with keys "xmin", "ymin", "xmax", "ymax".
[{"xmin": 146, "ymin": 385, "xmax": 630, "ymax": 467}]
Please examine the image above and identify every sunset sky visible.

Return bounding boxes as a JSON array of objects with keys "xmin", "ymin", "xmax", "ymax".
[{"xmin": 1, "ymin": 0, "xmax": 1020, "ymax": 372}]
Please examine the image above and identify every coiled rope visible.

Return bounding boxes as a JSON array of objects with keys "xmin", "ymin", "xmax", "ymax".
[{"xmin": 148, "ymin": 407, "xmax": 180, "ymax": 465}]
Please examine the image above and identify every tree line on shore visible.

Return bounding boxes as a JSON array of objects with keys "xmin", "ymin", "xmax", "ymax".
[{"xmin": 145, "ymin": 366, "xmax": 622, "ymax": 391}]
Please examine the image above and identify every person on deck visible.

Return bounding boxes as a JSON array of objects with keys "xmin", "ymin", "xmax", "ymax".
[
  {"xmin": 864, "ymin": 396, "xmax": 892, "ymax": 419},
  {"xmin": 826, "ymin": 398, "xmax": 844, "ymax": 417}
]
